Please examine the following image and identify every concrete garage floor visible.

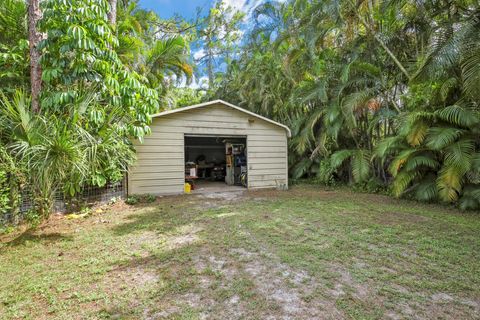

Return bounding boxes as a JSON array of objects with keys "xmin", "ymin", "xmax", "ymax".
[{"xmin": 191, "ymin": 180, "xmax": 245, "ymax": 195}]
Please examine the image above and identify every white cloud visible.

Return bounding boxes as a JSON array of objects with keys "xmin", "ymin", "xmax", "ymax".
[
  {"xmin": 188, "ymin": 76, "xmax": 209, "ymax": 89},
  {"xmin": 221, "ymin": 0, "xmax": 249, "ymax": 12},
  {"xmin": 193, "ymin": 48, "xmax": 205, "ymax": 60},
  {"xmin": 220, "ymin": 0, "xmax": 263, "ymax": 19},
  {"xmin": 194, "ymin": 76, "xmax": 209, "ymax": 89},
  {"xmin": 177, "ymin": 75, "xmax": 209, "ymax": 89}
]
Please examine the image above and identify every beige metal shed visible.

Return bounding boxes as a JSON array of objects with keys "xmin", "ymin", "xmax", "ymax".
[{"xmin": 128, "ymin": 100, "xmax": 291, "ymax": 195}]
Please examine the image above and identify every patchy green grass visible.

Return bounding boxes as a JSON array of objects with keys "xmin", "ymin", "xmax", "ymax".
[{"xmin": 1, "ymin": 185, "xmax": 479, "ymax": 319}]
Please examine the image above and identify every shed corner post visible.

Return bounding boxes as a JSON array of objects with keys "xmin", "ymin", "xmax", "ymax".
[
  {"xmin": 285, "ymin": 132, "xmax": 289, "ymax": 190},
  {"xmin": 246, "ymin": 134, "xmax": 251, "ymax": 190}
]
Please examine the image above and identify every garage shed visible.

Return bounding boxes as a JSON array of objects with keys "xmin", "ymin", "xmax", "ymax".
[{"xmin": 128, "ymin": 100, "xmax": 291, "ymax": 195}]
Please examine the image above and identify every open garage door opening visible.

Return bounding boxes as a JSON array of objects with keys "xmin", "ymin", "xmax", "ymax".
[{"xmin": 184, "ymin": 135, "xmax": 247, "ymax": 192}]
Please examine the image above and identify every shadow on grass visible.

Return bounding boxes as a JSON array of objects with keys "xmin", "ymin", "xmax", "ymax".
[
  {"xmin": 111, "ymin": 199, "xmax": 206, "ymax": 237},
  {"xmin": 5, "ymin": 231, "xmax": 73, "ymax": 247},
  {"xmin": 99, "ymin": 240, "xmax": 205, "ymax": 318}
]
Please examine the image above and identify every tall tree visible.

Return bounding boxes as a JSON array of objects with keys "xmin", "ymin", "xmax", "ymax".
[
  {"xmin": 195, "ymin": 1, "xmax": 244, "ymax": 86},
  {"xmin": 215, "ymin": 0, "xmax": 480, "ymax": 210},
  {"xmin": 107, "ymin": 0, "xmax": 117, "ymax": 26},
  {"xmin": 38, "ymin": 0, "xmax": 159, "ymax": 139},
  {"xmin": 27, "ymin": 0, "xmax": 42, "ymax": 112}
]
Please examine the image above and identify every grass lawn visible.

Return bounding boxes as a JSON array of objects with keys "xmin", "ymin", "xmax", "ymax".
[{"xmin": 1, "ymin": 185, "xmax": 479, "ymax": 319}]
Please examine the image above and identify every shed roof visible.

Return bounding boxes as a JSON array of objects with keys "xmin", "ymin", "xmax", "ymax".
[{"xmin": 151, "ymin": 100, "xmax": 291, "ymax": 137}]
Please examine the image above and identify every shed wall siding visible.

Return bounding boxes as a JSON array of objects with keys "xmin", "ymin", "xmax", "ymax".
[{"xmin": 128, "ymin": 103, "xmax": 288, "ymax": 195}]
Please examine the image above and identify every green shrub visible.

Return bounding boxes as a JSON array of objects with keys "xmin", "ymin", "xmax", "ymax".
[
  {"xmin": 0, "ymin": 225, "xmax": 15, "ymax": 235},
  {"xmin": 125, "ymin": 195, "xmax": 140, "ymax": 205},
  {"xmin": 351, "ymin": 177, "xmax": 387, "ymax": 194},
  {"xmin": 144, "ymin": 194, "xmax": 157, "ymax": 203},
  {"xmin": 24, "ymin": 209, "xmax": 41, "ymax": 227},
  {"xmin": 125, "ymin": 194, "xmax": 156, "ymax": 205},
  {"xmin": 317, "ymin": 159, "xmax": 336, "ymax": 186},
  {"xmin": 0, "ymin": 170, "xmax": 10, "ymax": 215},
  {"xmin": 0, "ymin": 144, "xmax": 24, "ymax": 226}
]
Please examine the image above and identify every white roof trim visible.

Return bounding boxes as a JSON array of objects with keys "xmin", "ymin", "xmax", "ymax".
[{"xmin": 151, "ymin": 99, "xmax": 291, "ymax": 137}]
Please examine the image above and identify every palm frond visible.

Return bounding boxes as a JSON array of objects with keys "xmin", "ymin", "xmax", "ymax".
[
  {"xmin": 462, "ymin": 44, "xmax": 480, "ymax": 100},
  {"xmin": 388, "ymin": 149, "xmax": 416, "ymax": 177},
  {"xmin": 425, "ymin": 127, "xmax": 465, "ymax": 150},
  {"xmin": 351, "ymin": 149, "xmax": 370, "ymax": 183},
  {"xmin": 414, "ymin": 175, "xmax": 438, "ymax": 201},
  {"xmin": 330, "ymin": 149, "xmax": 355, "ymax": 170},
  {"xmin": 397, "ymin": 111, "xmax": 434, "ymax": 137},
  {"xmin": 391, "ymin": 170, "xmax": 418, "ymax": 197},
  {"xmin": 436, "ymin": 105, "xmax": 480, "ymax": 128},
  {"xmin": 341, "ymin": 88, "xmax": 375, "ymax": 115},
  {"xmin": 458, "ymin": 195, "xmax": 480, "ymax": 211},
  {"xmin": 443, "ymin": 138, "xmax": 475, "ymax": 174},
  {"xmin": 406, "ymin": 120, "xmax": 428, "ymax": 147},
  {"xmin": 439, "ymin": 77, "xmax": 458, "ymax": 102},
  {"xmin": 403, "ymin": 154, "xmax": 439, "ymax": 172},
  {"xmin": 413, "ymin": 23, "xmax": 462, "ymax": 81},
  {"xmin": 373, "ymin": 136, "xmax": 404, "ymax": 160},
  {"xmin": 437, "ymin": 165, "xmax": 463, "ymax": 202},
  {"xmin": 292, "ymin": 157, "xmax": 314, "ymax": 179},
  {"xmin": 471, "ymin": 153, "xmax": 480, "ymax": 171}
]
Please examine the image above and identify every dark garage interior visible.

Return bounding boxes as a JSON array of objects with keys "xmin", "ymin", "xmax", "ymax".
[{"xmin": 184, "ymin": 136, "xmax": 247, "ymax": 191}]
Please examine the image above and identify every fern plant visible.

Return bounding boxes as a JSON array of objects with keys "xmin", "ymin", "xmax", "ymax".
[{"xmin": 330, "ymin": 149, "xmax": 371, "ymax": 184}]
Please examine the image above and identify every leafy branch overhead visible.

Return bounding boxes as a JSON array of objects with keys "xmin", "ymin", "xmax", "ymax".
[{"xmin": 38, "ymin": 0, "xmax": 159, "ymax": 139}]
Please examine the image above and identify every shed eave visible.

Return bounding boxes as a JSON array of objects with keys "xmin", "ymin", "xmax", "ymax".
[{"xmin": 151, "ymin": 99, "xmax": 292, "ymax": 138}]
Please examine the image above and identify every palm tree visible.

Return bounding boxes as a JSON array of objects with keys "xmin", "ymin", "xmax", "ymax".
[
  {"xmin": 114, "ymin": 2, "xmax": 193, "ymax": 102},
  {"xmin": 0, "ymin": 90, "xmax": 136, "ymax": 217},
  {"xmin": 375, "ymin": 5, "xmax": 480, "ymax": 208},
  {"xmin": 215, "ymin": 0, "xmax": 480, "ymax": 210},
  {"xmin": 0, "ymin": 0, "xmax": 26, "ymax": 45},
  {"xmin": 143, "ymin": 36, "xmax": 193, "ymax": 89}
]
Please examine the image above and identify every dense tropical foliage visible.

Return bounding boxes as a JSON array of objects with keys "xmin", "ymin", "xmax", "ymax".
[
  {"xmin": 211, "ymin": 0, "xmax": 480, "ymax": 210},
  {"xmin": 0, "ymin": 0, "xmax": 193, "ymax": 221},
  {"xmin": 1, "ymin": 0, "xmax": 479, "ymax": 225}
]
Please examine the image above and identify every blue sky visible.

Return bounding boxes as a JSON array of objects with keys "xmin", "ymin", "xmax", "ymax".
[
  {"xmin": 137, "ymin": 0, "xmax": 214, "ymax": 20},
  {"xmin": 137, "ymin": 0, "xmax": 269, "ymax": 20},
  {"xmin": 136, "ymin": 0, "xmax": 272, "ymax": 87}
]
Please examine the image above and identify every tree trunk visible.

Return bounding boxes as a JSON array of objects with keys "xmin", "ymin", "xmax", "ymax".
[
  {"xmin": 207, "ymin": 44, "xmax": 214, "ymax": 86},
  {"xmin": 27, "ymin": 0, "xmax": 43, "ymax": 113},
  {"xmin": 207, "ymin": 55, "xmax": 214, "ymax": 86},
  {"xmin": 107, "ymin": 0, "xmax": 117, "ymax": 26},
  {"xmin": 353, "ymin": 1, "xmax": 411, "ymax": 80}
]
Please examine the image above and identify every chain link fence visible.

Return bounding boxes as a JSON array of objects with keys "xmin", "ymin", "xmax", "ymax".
[{"xmin": 1, "ymin": 178, "xmax": 126, "ymax": 225}]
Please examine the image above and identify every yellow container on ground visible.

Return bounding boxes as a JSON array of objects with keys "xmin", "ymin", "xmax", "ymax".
[{"xmin": 184, "ymin": 183, "xmax": 191, "ymax": 193}]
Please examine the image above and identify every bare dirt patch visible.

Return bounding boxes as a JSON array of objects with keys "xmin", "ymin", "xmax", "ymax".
[
  {"xmin": 426, "ymin": 292, "xmax": 480, "ymax": 318},
  {"xmin": 196, "ymin": 190, "xmax": 245, "ymax": 201},
  {"xmin": 163, "ymin": 224, "xmax": 202, "ymax": 250},
  {"xmin": 327, "ymin": 265, "xmax": 371, "ymax": 301},
  {"xmin": 189, "ymin": 242, "xmax": 345, "ymax": 320},
  {"xmin": 232, "ymin": 247, "xmax": 343, "ymax": 319},
  {"xmin": 106, "ymin": 263, "xmax": 158, "ymax": 291},
  {"xmin": 245, "ymin": 185, "xmax": 352, "ymax": 202}
]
